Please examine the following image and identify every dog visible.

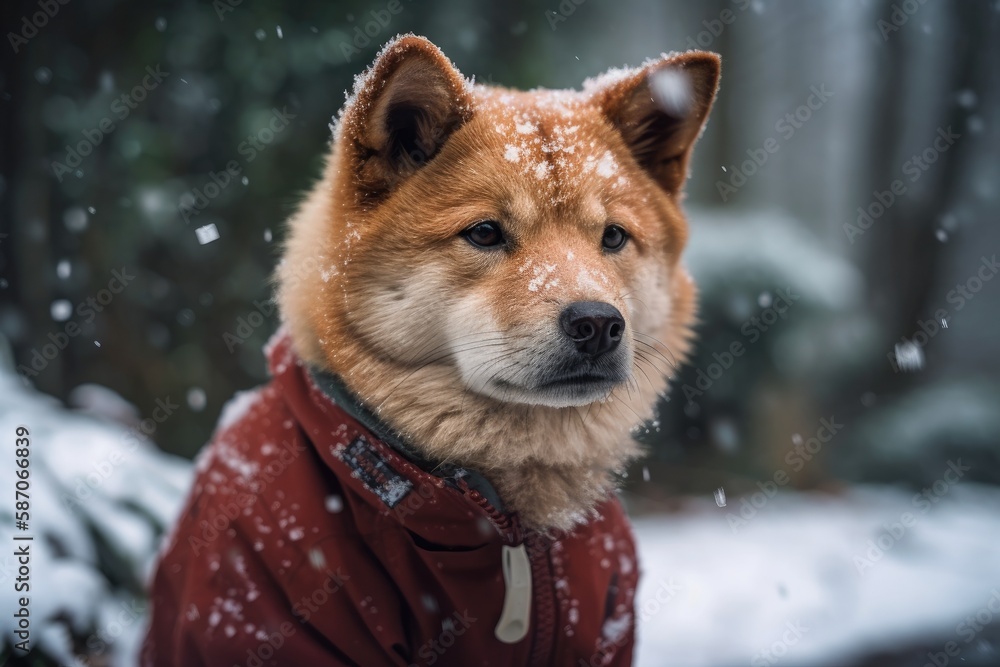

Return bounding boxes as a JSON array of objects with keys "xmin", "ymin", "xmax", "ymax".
[{"xmin": 144, "ymin": 35, "xmax": 719, "ymax": 666}]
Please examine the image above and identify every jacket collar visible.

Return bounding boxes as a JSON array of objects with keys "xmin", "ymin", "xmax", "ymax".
[{"xmin": 306, "ymin": 366, "xmax": 508, "ymax": 512}]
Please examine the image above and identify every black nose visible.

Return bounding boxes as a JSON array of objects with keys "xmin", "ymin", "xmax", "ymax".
[{"xmin": 559, "ymin": 301, "xmax": 625, "ymax": 357}]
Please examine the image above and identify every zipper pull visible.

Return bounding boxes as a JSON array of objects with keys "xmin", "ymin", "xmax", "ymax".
[{"xmin": 494, "ymin": 543, "xmax": 532, "ymax": 643}]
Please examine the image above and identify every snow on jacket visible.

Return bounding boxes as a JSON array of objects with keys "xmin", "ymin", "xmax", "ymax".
[{"xmin": 142, "ymin": 334, "xmax": 639, "ymax": 667}]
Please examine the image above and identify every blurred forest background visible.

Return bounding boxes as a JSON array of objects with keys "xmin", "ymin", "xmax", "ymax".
[
  {"xmin": 3, "ymin": 0, "xmax": 998, "ymax": 499},
  {"xmin": 1, "ymin": 0, "xmax": 999, "ymax": 665}
]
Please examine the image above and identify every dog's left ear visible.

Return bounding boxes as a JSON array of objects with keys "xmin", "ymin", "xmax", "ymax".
[
  {"xmin": 591, "ymin": 52, "xmax": 720, "ymax": 196},
  {"xmin": 339, "ymin": 35, "xmax": 473, "ymax": 204}
]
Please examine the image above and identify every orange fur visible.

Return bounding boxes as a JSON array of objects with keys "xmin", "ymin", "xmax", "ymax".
[{"xmin": 277, "ymin": 35, "xmax": 719, "ymax": 530}]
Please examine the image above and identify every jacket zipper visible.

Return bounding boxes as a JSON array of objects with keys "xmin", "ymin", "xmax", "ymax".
[
  {"xmin": 524, "ymin": 532, "xmax": 556, "ymax": 667},
  {"xmin": 468, "ymin": 490, "xmax": 557, "ymax": 665}
]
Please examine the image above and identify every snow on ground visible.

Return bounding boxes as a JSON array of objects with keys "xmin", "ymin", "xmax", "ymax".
[
  {"xmin": 0, "ymin": 362, "xmax": 190, "ymax": 666},
  {"xmin": 632, "ymin": 486, "xmax": 1000, "ymax": 666}
]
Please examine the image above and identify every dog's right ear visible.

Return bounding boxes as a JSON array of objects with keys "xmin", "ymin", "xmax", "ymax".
[{"xmin": 338, "ymin": 35, "xmax": 473, "ymax": 204}]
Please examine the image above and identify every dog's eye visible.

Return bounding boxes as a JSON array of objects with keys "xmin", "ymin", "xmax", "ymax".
[
  {"xmin": 602, "ymin": 225, "xmax": 628, "ymax": 252},
  {"xmin": 463, "ymin": 221, "xmax": 505, "ymax": 249}
]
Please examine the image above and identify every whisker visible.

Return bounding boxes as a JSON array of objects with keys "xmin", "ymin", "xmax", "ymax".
[
  {"xmin": 375, "ymin": 339, "xmax": 509, "ymax": 410},
  {"xmin": 373, "ymin": 331, "xmax": 534, "ymax": 410},
  {"xmin": 632, "ymin": 352, "xmax": 660, "ymax": 392}
]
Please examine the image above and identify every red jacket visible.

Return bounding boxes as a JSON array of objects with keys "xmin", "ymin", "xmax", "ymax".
[{"xmin": 143, "ymin": 335, "xmax": 638, "ymax": 667}]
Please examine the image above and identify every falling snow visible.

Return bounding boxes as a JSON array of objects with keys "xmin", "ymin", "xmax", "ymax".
[
  {"xmin": 325, "ymin": 495, "xmax": 344, "ymax": 513},
  {"xmin": 50, "ymin": 299, "xmax": 73, "ymax": 321},
  {"xmin": 894, "ymin": 341, "xmax": 925, "ymax": 372},
  {"xmin": 649, "ymin": 68, "xmax": 693, "ymax": 116},
  {"xmin": 602, "ymin": 612, "xmax": 632, "ymax": 643},
  {"xmin": 187, "ymin": 387, "xmax": 207, "ymax": 411},
  {"xmin": 195, "ymin": 223, "xmax": 220, "ymax": 245}
]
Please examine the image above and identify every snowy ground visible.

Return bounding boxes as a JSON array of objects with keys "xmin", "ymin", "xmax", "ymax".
[
  {"xmin": 632, "ymin": 487, "xmax": 1000, "ymax": 667},
  {"xmin": 3, "ymin": 360, "xmax": 1000, "ymax": 666},
  {"xmin": 0, "ymin": 359, "xmax": 190, "ymax": 666}
]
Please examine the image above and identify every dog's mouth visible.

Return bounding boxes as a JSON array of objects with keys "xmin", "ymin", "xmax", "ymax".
[
  {"xmin": 489, "ymin": 364, "xmax": 628, "ymax": 408},
  {"xmin": 534, "ymin": 372, "xmax": 618, "ymax": 391},
  {"xmin": 453, "ymin": 336, "xmax": 634, "ymax": 408}
]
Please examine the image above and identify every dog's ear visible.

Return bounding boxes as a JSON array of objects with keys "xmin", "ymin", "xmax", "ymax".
[
  {"xmin": 339, "ymin": 35, "xmax": 473, "ymax": 203},
  {"xmin": 591, "ymin": 52, "xmax": 720, "ymax": 196}
]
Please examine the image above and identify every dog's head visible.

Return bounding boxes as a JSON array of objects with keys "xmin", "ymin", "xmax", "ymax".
[{"xmin": 280, "ymin": 34, "xmax": 718, "ymax": 418}]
